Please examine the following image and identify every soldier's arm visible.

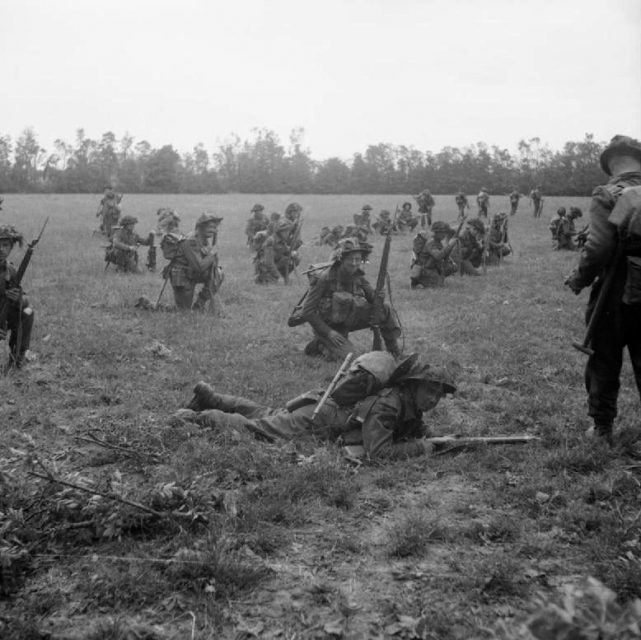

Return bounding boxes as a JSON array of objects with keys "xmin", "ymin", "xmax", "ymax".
[
  {"xmin": 570, "ymin": 187, "xmax": 618, "ymax": 289},
  {"xmin": 299, "ymin": 276, "xmax": 334, "ymax": 337},
  {"xmin": 361, "ymin": 393, "xmax": 431, "ymax": 460}
]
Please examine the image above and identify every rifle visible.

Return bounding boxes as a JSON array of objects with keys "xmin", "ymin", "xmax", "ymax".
[
  {"xmin": 0, "ymin": 218, "xmax": 48, "ymax": 366},
  {"xmin": 371, "ymin": 207, "xmax": 398, "ymax": 350},
  {"xmin": 498, "ymin": 217, "xmax": 509, "ymax": 265},
  {"xmin": 342, "ymin": 434, "xmax": 539, "ymax": 460},
  {"xmin": 312, "ymin": 353, "xmax": 353, "ymax": 422},
  {"xmin": 571, "ymin": 246, "xmax": 622, "ymax": 356},
  {"xmin": 206, "ymin": 256, "xmax": 225, "ymax": 316}
]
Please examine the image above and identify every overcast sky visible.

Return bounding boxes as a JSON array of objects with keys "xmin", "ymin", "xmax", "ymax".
[{"xmin": 1, "ymin": 0, "xmax": 640, "ymax": 160}]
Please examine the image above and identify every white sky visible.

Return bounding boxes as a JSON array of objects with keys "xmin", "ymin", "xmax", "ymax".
[{"xmin": 1, "ymin": 0, "xmax": 640, "ymax": 160}]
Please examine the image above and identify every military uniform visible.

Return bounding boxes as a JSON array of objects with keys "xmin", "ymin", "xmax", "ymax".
[
  {"xmin": 508, "ymin": 191, "xmax": 520, "ymax": 215},
  {"xmin": 455, "ymin": 191, "xmax": 469, "ymax": 220},
  {"xmin": 397, "ymin": 205, "xmax": 419, "ymax": 233},
  {"xmin": 549, "ymin": 208, "xmax": 566, "ymax": 245},
  {"xmin": 415, "ymin": 191, "xmax": 435, "ymax": 228},
  {"xmin": 291, "ymin": 239, "xmax": 401, "ymax": 360},
  {"xmin": 97, "ymin": 188, "xmax": 123, "ymax": 237},
  {"xmin": 0, "ymin": 226, "xmax": 33, "ymax": 368},
  {"xmin": 530, "ymin": 188, "xmax": 544, "ymax": 218},
  {"xmin": 565, "ymin": 136, "xmax": 641, "ymax": 441},
  {"xmin": 373, "ymin": 210, "xmax": 394, "ymax": 235},
  {"xmin": 476, "ymin": 189, "xmax": 490, "ymax": 218},
  {"xmin": 252, "ymin": 230, "xmax": 280, "ymax": 284},
  {"xmin": 107, "ymin": 216, "xmax": 153, "ymax": 273},
  {"xmin": 319, "ymin": 225, "xmax": 344, "ymax": 247},
  {"xmin": 354, "ymin": 205, "xmax": 373, "ymax": 234},
  {"xmin": 556, "ymin": 211, "xmax": 578, "ymax": 251},
  {"xmin": 410, "ymin": 223, "xmax": 458, "ymax": 287},
  {"xmin": 245, "ymin": 204, "xmax": 268, "ymax": 246},
  {"xmin": 487, "ymin": 213, "xmax": 511, "ymax": 264},
  {"xmin": 178, "ymin": 353, "xmax": 456, "ymax": 461},
  {"xmin": 454, "ymin": 223, "xmax": 484, "ymax": 276},
  {"xmin": 167, "ymin": 213, "xmax": 224, "ymax": 310}
]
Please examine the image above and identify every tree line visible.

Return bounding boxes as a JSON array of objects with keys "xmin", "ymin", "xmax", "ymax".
[{"xmin": 0, "ymin": 127, "xmax": 606, "ymax": 196}]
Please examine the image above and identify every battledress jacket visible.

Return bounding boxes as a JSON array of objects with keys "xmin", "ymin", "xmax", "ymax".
[
  {"xmin": 299, "ymin": 265, "xmax": 375, "ymax": 337},
  {"xmin": 197, "ymin": 384, "xmax": 430, "ymax": 461},
  {"xmin": 170, "ymin": 232, "xmax": 218, "ymax": 287},
  {"xmin": 568, "ymin": 172, "xmax": 641, "ymax": 291}
]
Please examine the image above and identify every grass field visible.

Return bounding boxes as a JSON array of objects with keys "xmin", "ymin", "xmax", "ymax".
[{"xmin": 2, "ymin": 193, "xmax": 641, "ymax": 639}]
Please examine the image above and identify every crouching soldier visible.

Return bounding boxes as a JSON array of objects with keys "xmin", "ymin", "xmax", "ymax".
[
  {"xmin": 0, "ymin": 225, "xmax": 35, "ymax": 369},
  {"xmin": 453, "ymin": 218, "xmax": 485, "ymax": 276},
  {"xmin": 175, "ymin": 351, "xmax": 456, "ymax": 461},
  {"xmin": 105, "ymin": 215, "xmax": 154, "ymax": 273},
  {"xmin": 410, "ymin": 221, "xmax": 458, "ymax": 288},
  {"xmin": 252, "ymin": 229, "xmax": 280, "ymax": 284},
  {"xmin": 487, "ymin": 212, "xmax": 511, "ymax": 264},
  {"xmin": 288, "ymin": 238, "xmax": 401, "ymax": 360},
  {"xmin": 165, "ymin": 213, "xmax": 224, "ymax": 311}
]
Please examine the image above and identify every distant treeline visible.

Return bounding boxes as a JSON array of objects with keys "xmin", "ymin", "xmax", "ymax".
[{"xmin": 0, "ymin": 127, "xmax": 607, "ymax": 196}]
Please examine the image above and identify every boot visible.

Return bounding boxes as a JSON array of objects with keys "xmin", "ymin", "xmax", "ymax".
[
  {"xmin": 185, "ymin": 381, "xmax": 219, "ymax": 411},
  {"xmin": 586, "ymin": 420, "xmax": 614, "ymax": 447}
]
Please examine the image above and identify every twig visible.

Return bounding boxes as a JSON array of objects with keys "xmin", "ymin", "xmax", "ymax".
[{"xmin": 75, "ymin": 433, "xmax": 157, "ymax": 460}]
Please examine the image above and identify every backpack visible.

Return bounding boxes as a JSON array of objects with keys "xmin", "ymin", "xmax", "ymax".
[{"xmin": 160, "ymin": 233, "xmax": 184, "ymax": 260}]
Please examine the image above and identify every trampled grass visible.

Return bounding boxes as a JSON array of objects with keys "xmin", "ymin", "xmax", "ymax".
[{"xmin": 1, "ymin": 192, "xmax": 641, "ymax": 638}]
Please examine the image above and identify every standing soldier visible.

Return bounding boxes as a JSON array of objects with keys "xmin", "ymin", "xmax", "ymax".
[
  {"xmin": 105, "ymin": 215, "xmax": 154, "ymax": 273},
  {"xmin": 564, "ymin": 135, "xmax": 641, "ymax": 445},
  {"xmin": 530, "ymin": 186, "xmax": 544, "ymax": 218},
  {"xmin": 288, "ymin": 238, "xmax": 401, "ymax": 360},
  {"xmin": 455, "ymin": 190, "xmax": 470, "ymax": 221},
  {"xmin": 509, "ymin": 189, "xmax": 521, "ymax": 216},
  {"xmin": 245, "ymin": 204, "xmax": 268, "ymax": 247},
  {"xmin": 410, "ymin": 221, "xmax": 459, "ymax": 288},
  {"xmin": 415, "ymin": 189, "xmax": 435, "ymax": 228},
  {"xmin": 0, "ymin": 225, "xmax": 34, "ymax": 369},
  {"xmin": 96, "ymin": 185, "xmax": 123, "ymax": 238},
  {"xmin": 165, "ymin": 213, "xmax": 224, "ymax": 311},
  {"xmin": 476, "ymin": 187, "xmax": 490, "ymax": 218}
]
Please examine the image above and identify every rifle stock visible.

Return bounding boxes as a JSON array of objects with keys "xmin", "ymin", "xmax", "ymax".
[{"xmin": 371, "ymin": 208, "xmax": 397, "ymax": 350}]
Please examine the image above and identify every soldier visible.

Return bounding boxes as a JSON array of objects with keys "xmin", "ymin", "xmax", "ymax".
[
  {"xmin": 176, "ymin": 352, "xmax": 456, "ymax": 461},
  {"xmin": 455, "ymin": 190, "xmax": 470, "ymax": 221},
  {"xmin": 285, "ymin": 202, "xmax": 303, "ymax": 223},
  {"xmin": 245, "ymin": 204, "xmax": 268, "ymax": 246},
  {"xmin": 353, "ymin": 204, "xmax": 373, "ymax": 234},
  {"xmin": 410, "ymin": 221, "xmax": 459, "ymax": 288},
  {"xmin": 564, "ymin": 135, "xmax": 641, "ymax": 445},
  {"xmin": 397, "ymin": 202, "xmax": 419, "ymax": 233},
  {"xmin": 252, "ymin": 229, "xmax": 280, "ymax": 285},
  {"xmin": 530, "ymin": 186, "xmax": 544, "ymax": 218},
  {"xmin": 415, "ymin": 189, "xmax": 435, "ymax": 228},
  {"xmin": 487, "ymin": 212, "xmax": 511, "ymax": 264},
  {"xmin": 372, "ymin": 209, "xmax": 394, "ymax": 235},
  {"xmin": 105, "ymin": 215, "xmax": 154, "ymax": 273},
  {"xmin": 453, "ymin": 218, "xmax": 485, "ymax": 276},
  {"xmin": 267, "ymin": 212, "xmax": 281, "ymax": 235},
  {"xmin": 271, "ymin": 220, "xmax": 301, "ymax": 283},
  {"xmin": 319, "ymin": 225, "xmax": 344, "ymax": 247},
  {"xmin": 476, "ymin": 187, "xmax": 490, "ymax": 218},
  {"xmin": 509, "ymin": 189, "xmax": 521, "ymax": 216},
  {"xmin": 0, "ymin": 225, "xmax": 34, "ymax": 369},
  {"xmin": 165, "ymin": 213, "xmax": 224, "ymax": 311},
  {"xmin": 289, "ymin": 238, "xmax": 401, "ymax": 360},
  {"xmin": 96, "ymin": 185, "xmax": 123, "ymax": 237},
  {"xmin": 556, "ymin": 207, "xmax": 583, "ymax": 251},
  {"xmin": 549, "ymin": 207, "xmax": 567, "ymax": 246}
]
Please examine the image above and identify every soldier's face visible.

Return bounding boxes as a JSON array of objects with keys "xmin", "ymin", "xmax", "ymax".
[
  {"xmin": 414, "ymin": 381, "xmax": 445, "ymax": 411},
  {"xmin": 202, "ymin": 222, "xmax": 218, "ymax": 238},
  {"xmin": 340, "ymin": 252, "xmax": 363, "ymax": 275},
  {"xmin": 0, "ymin": 239, "xmax": 13, "ymax": 260}
]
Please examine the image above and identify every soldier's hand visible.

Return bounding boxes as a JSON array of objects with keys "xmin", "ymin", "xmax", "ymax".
[
  {"xmin": 5, "ymin": 287, "xmax": 21, "ymax": 302},
  {"xmin": 327, "ymin": 330, "xmax": 347, "ymax": 347},
  {"xmin": 564, "ymin": 274, "xmax": 582, "ymax": 295}
]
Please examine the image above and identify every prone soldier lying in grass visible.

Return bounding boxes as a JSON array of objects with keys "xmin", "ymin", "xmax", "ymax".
[{"xmin": 174, "ymin": 352, "xmax": 456, "ymax": 461}]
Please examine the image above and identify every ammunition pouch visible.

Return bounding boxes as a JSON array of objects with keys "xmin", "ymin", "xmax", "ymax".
[{"xmin": 330, "ymin": 291, "xmax": 368, "ymax": 325}]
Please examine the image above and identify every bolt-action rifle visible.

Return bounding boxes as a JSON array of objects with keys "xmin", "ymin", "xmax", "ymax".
[
  {"xmin": 0, "ymin": 218, "xmax": 48, "ymax": 367},
  {"xmin": 312, "ymin": 352, "xmax": 353, "ymax": 422},
  {"xmin": 284, "ymin": 217, "xmax": 304, "ymax": 285},
  {"xmin": 371, "ymin": 208, "xmax": 398, "ymax": 351}
]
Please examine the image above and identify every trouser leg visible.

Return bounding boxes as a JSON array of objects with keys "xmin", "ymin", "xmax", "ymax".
[
  {"xmin": 624, "ymin": 304, "xmax": 641, "ymax": 402},
  {"xmin": 172, "ymin": 284, "xmax": 195, "ymax": 310},
  {"xmin": 7, "ymin": 305, "xmax": 34, "ymax": 366}
]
